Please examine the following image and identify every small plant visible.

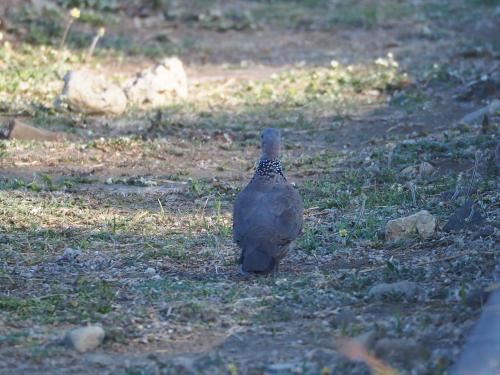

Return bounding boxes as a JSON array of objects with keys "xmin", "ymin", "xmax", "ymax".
[
  {"xmin": 59, "ymin": 7, "xmax": 80, "ymax": 51},
  {"xmin": 85, "ymin": 26, "xmax": 105, "ymax": 61}
]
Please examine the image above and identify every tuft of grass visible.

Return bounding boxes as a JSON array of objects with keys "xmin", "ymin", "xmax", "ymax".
[{"xmin": 0, "ymin": 279, "xmax": 116, "ymax": 323}]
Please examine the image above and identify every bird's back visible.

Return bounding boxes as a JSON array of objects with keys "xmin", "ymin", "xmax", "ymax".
[{"xmin": 233, "ymin": 175, "xmax": 303, "ymax": 272}]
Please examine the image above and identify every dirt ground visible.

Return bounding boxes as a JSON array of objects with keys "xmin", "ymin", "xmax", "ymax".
[{"xmin": 0, "ymin": 1, "xmax": 499, "ymax": 374}]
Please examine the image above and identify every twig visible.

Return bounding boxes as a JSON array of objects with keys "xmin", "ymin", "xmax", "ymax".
[
  {"xmin": 452, "ymin": 172, "xmax": 463, "ymax": 201},
  {"xmin": 387, "ymin": 149, "xmax": 393, "ymax": 169},
  {"xmin": 408, "ymin": 181, "xmax": 417, "ymax": 206},
  {"xmin": 212, "ymin": 237, "xmax": 226, "ymax": 275},
  {"xmin": 59, "ymin": 8, "xmax": 80, "ymax": 52},
  {"xmin": 466, "ymin": 151, "xmax": 481, "ymax": 198}
]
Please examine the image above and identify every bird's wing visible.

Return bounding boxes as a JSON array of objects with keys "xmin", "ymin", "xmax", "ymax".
[{"xmin": 233, "ymin": 181, "xmax": 303, "ymax": 250}]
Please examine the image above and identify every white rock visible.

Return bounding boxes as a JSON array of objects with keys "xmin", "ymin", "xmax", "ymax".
[
  {"xmin": 368, "ymin": 281, "xmax": 423, "ymax": 300},
  {"xmin": 58, "ymin": 247, "xmax": 82, "ymax": 262},
  {"xmin": 401, "ymin": 161, "xmax": 434, "ymax": 177},
  {"xmin": 385, "ymin": 210, "xmax": 436, "ymax": 241},
  {"xmin": 419, "ymin": 161, "xmax": 435, "ymax": 176},
  {"xmin": 67, "ymin": 325, "xmax": 105, "ymax": 353},
  {"xmin": 56, "ymin": 70, "xmax": 127, "ymax": 115},
  {"xmin": 145, "ymin": 267, "xmax": 156, "ymax": 274},
  {"xmin": 123, "ymin": 57, "xmax": 188, "ymax": 108},
  {"xmin": 401, "ymin": 165, "xmax": 418, "ymax": 176}
]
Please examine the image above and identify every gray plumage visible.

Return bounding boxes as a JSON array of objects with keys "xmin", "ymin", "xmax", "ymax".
[{"xmin": 233, "ymin": 128, "xmax": 303, "ymax": 274}]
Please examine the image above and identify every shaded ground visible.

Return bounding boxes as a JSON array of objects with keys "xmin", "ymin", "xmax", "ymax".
[{"xmin": 0, "ymin": 1, "xmax": 499, "ymax": 374}]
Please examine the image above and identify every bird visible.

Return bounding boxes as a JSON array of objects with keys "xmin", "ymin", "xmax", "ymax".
[{"xmin": 233, "ymin": 128, "xmax": 303, "ymax": 275}]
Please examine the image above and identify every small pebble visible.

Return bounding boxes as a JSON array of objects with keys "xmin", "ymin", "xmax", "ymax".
[
  {"xmin": 66, "ymin": 325, "xmax": 105, "ymax": 353},
  {"xmin": 57, "ymin": 247, "xmax": 82, "ymax": 263}
]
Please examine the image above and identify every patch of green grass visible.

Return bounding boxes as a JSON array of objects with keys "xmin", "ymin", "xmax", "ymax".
[
  {"xmin": 0, "ymin": 174, "xmax": 82, "ymax": 191},
  {"xmin": 9, "ymin": 5, "xmax": 185, "ymax": 61},
  {"xmin": 0, "ymin": 142, "xmax": 6, "ymax": 157},
  {"xmin": 0, "ymin": 43, "xmax": 65, "ymax": 111},
  {"xmin": 235, "ymin": 61, "xmax": 401, "ymax": 107},
  {"xmin": 253, "ymin": 0, "xmax": 415, "ymax": 29},
  {"xmin": 327, "ymin": 1, "xmax": 415, "ymax": 28},
  {"xmin": 365, "ymin": 182, "xmax": 410, "ymax": 208},
  {"xmin": 0, "ymin": 331, "xmax": 34, "ymax": 346},
  {"xmin": 0, "ymin": 279, "xmax": 116, "ymax": 323}
]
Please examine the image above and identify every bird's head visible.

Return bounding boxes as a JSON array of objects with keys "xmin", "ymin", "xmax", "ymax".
[{"xmin": 260, "ymin": 128, "xmax": 281, "ymax": 160}]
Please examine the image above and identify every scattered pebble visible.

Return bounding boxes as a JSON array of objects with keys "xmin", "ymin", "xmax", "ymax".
[
  {"xmin": 385, "ymin": 210, "xmax": 436, "ymax": 240},
  {"xmin": 368, "ymin": 281, "xmax": 424, "ymax": 301},
  {"xmin": 57, "ymin": 247, "xmax": 82, "ymax": 263},
  {"xmin": 123, "ymin": 57, "xmax": 188, "ymax": 107},
  {"xmin": 419, "ymin": 161, "xmax": 435, "ymax": 176},
  {"xmin": 443, "ymin": 200, "xmax": 484, "ymax": 232},
  {"xmin": 400, "ymin": 161, "xmax": 434, "ymax": 177},
  {"xmin": 458, "ymin": 99, "xmax": 500, "ymax": 125},
  {"xmin": 66, "ymin": 325, "xmax": 105, "ymax": 353},
  {"xmin": 56, "ymin": 69, "xmax": 127, "ymax": 115}
]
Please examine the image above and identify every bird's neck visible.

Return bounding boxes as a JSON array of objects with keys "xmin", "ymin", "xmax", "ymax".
[{"xmin": 254, "ymin": 158, "xmax": 286, "ymax": 180}]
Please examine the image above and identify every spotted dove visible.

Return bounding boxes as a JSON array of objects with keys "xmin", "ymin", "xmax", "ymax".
[{"xmin": 233, "ymin": 128, "xmax": 303, "ymax": 274}]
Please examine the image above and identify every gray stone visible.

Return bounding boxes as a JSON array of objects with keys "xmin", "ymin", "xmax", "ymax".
[
  {"xmin": 385, "ymin": 210, "xmax": 436, "ymax": 241},
  {"xmin": 85, "ymin": 353, "xmax": 116, "ymax": 366},
  {"xmin": 67, "ymin": 325, "xmax": 105, "ymax": 353},
  {"xmin": 266, "ymin": 362, "xmax": 300, "ymax": 373},
  {"xmin": 443, "ymin": 200, "xmax": 485, "ymax": 232},
  {"xmin": 459, "ymin": 99, "xmax": 500, "ymax": 125},
  {"xmin": 473, "ymin": 225, "xmax": 495, "ymax": 240},
  {"xmin": 330, "ymin": 309, "xmax": 360, "ymax": 328},
  {"xmin": 419, "ymin": 161, "xmax": 435, "ymax": 176},
  {"xmin": 57, "ymin": 247, "xmax": 82, "ymax": 263},
  {"xmin": 401, "ymin": 161, "xmax": 434, "ymax": 177},
  {"xmin": 400, "ymin": 165, "xmax": 418, "ymax": 176},
  {"xmin": 123, "ymin": 57, "xmax": 188, "ymax": 107},
  {"xmin": 368, "ymin": 281, "xmax": 423, "ymax": 300},
  {"xmin": 57, "ymin": 69, "xmax": 127, "ymax": 116}
]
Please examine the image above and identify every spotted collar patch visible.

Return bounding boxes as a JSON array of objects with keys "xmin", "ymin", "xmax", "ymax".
[{"xmin": 255, "ymin": 159, "xmax": 286, "ymax": 180}]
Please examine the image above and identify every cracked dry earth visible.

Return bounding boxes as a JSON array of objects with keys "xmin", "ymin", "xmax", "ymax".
[{"xmin": 1, "ymin": 1, "xmax": 500, "ymax": 374}]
